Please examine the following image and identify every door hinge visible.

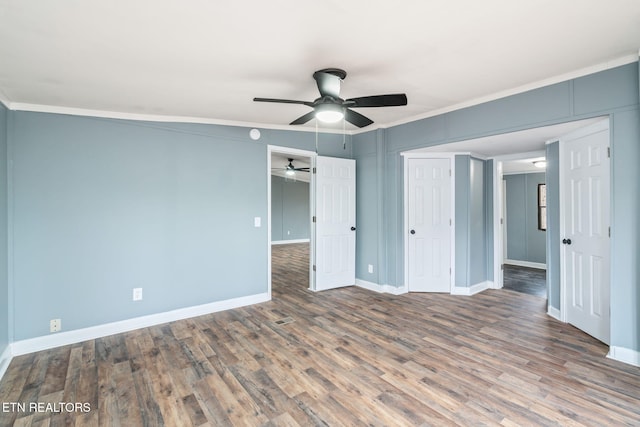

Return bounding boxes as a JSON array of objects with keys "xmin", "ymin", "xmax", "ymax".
[
  {"xmin": 313, "ymin": 167, "xmax": 316, "ymax": 174},
  {"xmin": 449, "ymin": 169, "xmax": 451, "ymax": 176},
  {"xmin": 449, "ymin": 219, "xmax": 452, "ymax": 226},
  {"xmin": 449, "ymin": 268, "xmax": 451, "ymax": 275},
  {"xmin": 313, "ymin": 265, "xmax": 316, "ymax": 272},
  {"xmin": 607, "ymin": 147, "xmax": 610, "ymax": 158},
  {"xmin": 608, "ymin": 226, "xmax": 611, "ymax": 237},
  {"xmin": 501, "ymin": 264, "xmax": 505, "ymax": 270},
  {"xmin": 312, "ymin": 216, "xmax": 316, "ymax": 223},
  {"xmin": 500, "ymin": 218, "xmax": 504, "ymax": 225}
]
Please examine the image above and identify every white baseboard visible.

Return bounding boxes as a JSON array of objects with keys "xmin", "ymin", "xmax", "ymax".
[
  {"xmin": 355, "ymin": 279, "xmax": 408, "ymax": 295},
  {"xmin": 451, "ymin": 281, "xmax": 492, "ymax": 296},
  {"xmin": 547, "ymin": 306, "xmax": 562, "ymax": 321},
  {"xmin": 504, "ymin": 259, "xmax": 546, "ymax": 270},
  {"xmin": 0, "ymin": 344, "xmax": 12, "ymax": 382},
  {"xmin": 489, "ymin": 281, "xmax": 503, "ymax": 289},
  {"xmin": 607, "ymin": 346, "xmax": 640, "ymax": 367},
  {"xmin": 271, "ymin": 239, "xmax": 310, "ymax": 245},
  {"xmin": 11, "ymin": 292, "xmax": 270, "ymax": 356}
]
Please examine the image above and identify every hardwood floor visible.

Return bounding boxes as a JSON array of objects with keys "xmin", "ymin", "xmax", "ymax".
[
  {"xmin": 1, "ymin": 243, "xmax": 639, "ymax": 426},
  {"xmin": 502, "ymin": 265, "xmax": 547, "ymax": 298}
]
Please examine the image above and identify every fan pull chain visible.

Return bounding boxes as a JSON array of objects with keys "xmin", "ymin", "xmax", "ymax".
[
  {"xmin": 343, "ymin": 113, "xmax": 346, "ymax": 150},
  {"xmin": 315, "ymin": 119, "xmax": 319, "ymax": 154}
]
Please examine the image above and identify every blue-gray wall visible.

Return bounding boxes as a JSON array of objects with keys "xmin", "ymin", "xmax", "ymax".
[
  {"xmin": 8, "ymin": 111, "xmax": 350, "ymax": 341},
  {"xmin": 0, "ymin": 103, "xmax": 8, "ymax": 355},
  {"xmin": 453, "ymin": 155, "xmax": 491, "ymax": 287},
  {"xmin": 271, "ymin": 175, "xmax": 309, "ymax": 242},
  {"xmin": 354, "ymin": 61, "xmax": 639, "ymax": 354},
  {"xmin": 504, "ymin": 172, "xmax": 546, "ymax": 264},
  {"xmin": 454, "ymin": 155, "xmax": 470, "ymax": 287},
  {"xmin": 545, "ymin": 143, "xmax": 560, "ymax": 309},
  {"xmin": 469, "ymin": 158, "xmax": 487, "ymax": 285},
  {"xmin": 2, "ymin": 60, "xmax": 639, "ymax": 357},
  {"xmin": 353, "ymin": 130, "xmax": 380, "ymax": 283}
]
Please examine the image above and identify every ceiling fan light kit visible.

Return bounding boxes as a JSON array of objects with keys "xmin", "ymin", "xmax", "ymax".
[
  {"xmin": 315, "ymin": 103, "xmax": 344, "ymax": 123},
  {"xmin": 533, "ymin": 160, "xmax": 547, "ymax": 168},
  {"xmin": 254, "ymin": 68, "xmax": 407, "ymax": 128}
]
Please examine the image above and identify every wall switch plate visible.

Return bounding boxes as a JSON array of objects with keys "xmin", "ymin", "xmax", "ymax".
[
  {"xmin": 133, "ymin": 287, "xmax": 143, "ymax": 301},
  {"xmin": 50, "ymin": 318, "xmax": 61, "ymax": 333},
  {"xmin": 368, "ymin": 264, "xmax": 374, "ymax": 274},
  {"xmin": 254, "ymin": 217, "xmax": 261, "ymax": 227}
]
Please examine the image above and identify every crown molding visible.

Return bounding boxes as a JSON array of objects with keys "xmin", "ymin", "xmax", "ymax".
[
  {"xmin": 4, "ymin": 53, "xmax": 637, "ymax": 136},
  {"xmin": 0, "ymin": 88, "xmax": 10, "ymax": 109},
  {"xmin": 352, "ymin": 53, "xmax": 639, "ymax": 135},
  {"xmin": 7, "ymin": 102, "xmax": 353, "ymax": 135}
]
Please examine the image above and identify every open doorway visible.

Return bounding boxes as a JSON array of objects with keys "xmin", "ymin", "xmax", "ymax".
[
  {"xmin": 500, "ymin": 154, "xmax": 547, "ymax": 298},
  {"xmin": 400, "ymin": 116, "xmax": 612, "ymax": 344},
  {"xmin": 268, "ymin": 147, "xmax": 315, "ymax": 298},
  {"xmin": 407, "ymin": 117, "xmax": 604, "ymax": 296}
]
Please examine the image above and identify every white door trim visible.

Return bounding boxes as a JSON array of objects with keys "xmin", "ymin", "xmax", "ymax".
[
  {"xmin": 491, "ymin": 150, "xmax": 546, "ymax": 290},
  {"xmin": 558, "ymin": 118, "xmax": 611, "ymax": 334},
  {"xmin": 401, "ymin": 152, "xmax": 456, "ymax": 293},
  {"xmin": 267, "ymin": 145, "xmax": 317, "ymax": 296},
  {"xmin": 495, "ymin": 161, "xmax": 504, "ymax": 289}
]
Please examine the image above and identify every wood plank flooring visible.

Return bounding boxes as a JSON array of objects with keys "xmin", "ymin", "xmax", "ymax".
[
  {"xmin": 1, "ymin": 243, "xmax": 639, "ymax": 426},
  {"xmin": 502, "ymin": 265, "xmax": 547, "ymax": 298}
]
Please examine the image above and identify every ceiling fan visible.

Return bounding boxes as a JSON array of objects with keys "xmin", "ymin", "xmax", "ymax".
[
  {"xmin": 273, "ymin": 158, "xmax": 310, "ymax": 176},
  {"xmin": 254, "ymin": 68, "xmax": 407, "ymax": 128}
]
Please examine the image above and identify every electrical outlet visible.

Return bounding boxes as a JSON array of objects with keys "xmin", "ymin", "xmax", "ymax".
[
  {"xmin": 50, "ymin": 319, "xmax": 61, "ymax": 333},
  {"xmin": 368, "ymin": 264, "xmax": 374, "ymax": 274},
  {"xmin": 133, "ymin": 287, "xmax": 143, "ymax": 301}
]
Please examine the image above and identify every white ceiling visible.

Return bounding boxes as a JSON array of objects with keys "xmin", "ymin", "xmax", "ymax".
[
  {"xmin": 502, "ymin": 157, "xmax": 547, "ymax": 174},
  {"xmin": 0, "ymin": 1, "xmax": 639, "ymax": 132}
]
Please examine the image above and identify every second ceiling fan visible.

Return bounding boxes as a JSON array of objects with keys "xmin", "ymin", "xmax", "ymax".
[
  {"xmin": 273, "ymin": 158, "xmax": 309, "ymax": 175},
  {"xmin": 254, "ymin": 68, "xmax": 407, "ymax": 128}
]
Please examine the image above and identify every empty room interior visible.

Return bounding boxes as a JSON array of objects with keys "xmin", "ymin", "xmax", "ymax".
[{"xmin": 0, "ymin": 1, "xmax": 639, "ymax": 425}]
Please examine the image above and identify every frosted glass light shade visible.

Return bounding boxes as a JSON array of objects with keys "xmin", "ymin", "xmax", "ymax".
[{"xmin": 315, "ymin": 104, "xmax": 344, "ymax": 123}]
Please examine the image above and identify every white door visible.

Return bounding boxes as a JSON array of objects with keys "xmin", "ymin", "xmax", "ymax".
[
  {"xmin": 314, "ymin": 156, "xmax": 356, "ymax": 291},
  {"xmin": 561, "ymin": 119, "xmax": 610, "ymax": 344},
  {"xmin": 407, "ymin": 158, "xmax": 452, "ymax": 292}
]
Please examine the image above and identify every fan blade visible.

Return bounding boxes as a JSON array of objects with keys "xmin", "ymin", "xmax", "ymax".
[
  {"xmin": 346, "ymin": 94, "xmax": 407, "ymax": 108},
  {"xmin": 313, "ymin": 70, "xmax": 342, "ymax": 98},
  {"xmin": 294, "ymin": 167, "xmax": 310, "ymax": 172},
  {"xmin": 345, "ymin": 109, "xmax": 374, "ymax": 128},
  {"xmin": 290, "ymin": 111, "xmax": 316, "ymax": 125},
  {"xmin": 254, "ymin": 97, "xmax": 314, "ymax": 107}
]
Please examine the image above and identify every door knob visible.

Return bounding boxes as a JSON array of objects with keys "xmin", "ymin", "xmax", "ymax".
[
  {"xmin": 350, "ymin": 226, "xmax": 356, "ymax": 231},
  {"xmin": 410, "ymin": 229, "xmax": 416, "ymax": 235},
  {"xmin": 562, "ymin": 238, "xmax": 572, "ymax": 245}
]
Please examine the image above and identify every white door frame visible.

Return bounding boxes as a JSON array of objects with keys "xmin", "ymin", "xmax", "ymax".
[
  {"xmin": 491, "ymin": 150, "xmax": 546, "ymax": 290},
  {"xmin": 558, "ymin": 118, "xmax": 611, "ymax": 329},
  {"xmin": 402, "ymin": 152, "xmax": 456, "ymax": 292},
  {"xmin": 267, "ymin": 145, "xmax": 317, "ymax": 297}
]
